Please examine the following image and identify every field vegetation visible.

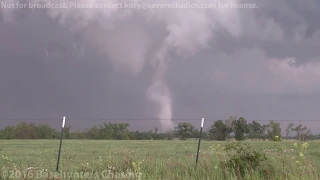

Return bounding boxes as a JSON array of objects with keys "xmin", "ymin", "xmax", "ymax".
[
  {"xmin": 0, "ymin": 116, "xmax": 319, "ymax": 179},
  {"xmin": 1, "ymin": 140, "xmax": 320, "ymax": 179}
]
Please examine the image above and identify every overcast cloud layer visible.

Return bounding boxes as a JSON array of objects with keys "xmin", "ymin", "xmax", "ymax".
[{"xmin": 0, "ymin": 0, "xmax": 320, "ymax": 132}]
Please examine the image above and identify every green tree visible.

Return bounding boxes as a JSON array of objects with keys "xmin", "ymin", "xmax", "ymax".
[
  {"xmin": 103, "ymin": 123, "xmax": 130, "ymax": 140},
  {"xmin": 117, "ymin": 123, "xmax": 130, "ymax": 140},
  {"xmin": 233, "ymin": 117, "xmax": 250, "ymax": 141},
  {"xmin": 225, "ymin": 116, "xmax": 236, "ymax": 140},
  {"xmin": 63, "ymin": 126, "xmax": 71, "ymax": 139},
  {"xmin": 72, "ymin": 130, "xmax": 86, "ymax": 139},
  {"xmin": 166, "ymin": 130, "xmax": 174, "ymax": 140},
  {"xmin": 301, "ymin": 127, "xmax": 311, "ymax": 141},
  {"xmin": 14, "ymin": 122, "xmax": 38, "ymax": 139},
  {"xmin": 266, "ymin": 121, "xmax": 282, "ymax": 141},
  {"xmin": 86, "ymin": 125, "xmax": 104, "ymax": 139},
  {"xmin": 292, "ymin": 124, "xmax": 311, "ymax": 141},
  {"xmin": 193, "ymin": 129, "xmax": 201, "ymax": 140},
  {"xmin": 259, "ymin": 124, "xmax": 267, "ymax": 141},
  {"xmin": 285, "ymin": 123, "xmax": 294, "ymax": 141},
  {"xmin": 175, "ymin": 122, "xmax": 195, "ymax": 140},
  {"xmin": 248, "ymin": 121, "xmax": 263, "ymax": 140},
  {"xmin": 209, "ymin": 120, "xmax": 228, "ymax": 141},
  {"xmin": 153, "ymin": 127, "xmax": 159, "ymax": 140},
  {"xmin": 0, "ymin": 126, "xmax": 15, "ymax": 139},
  {"xmin": 36, "ymin": 124, "xmax": 55, "ymax": 139},
  {"xmin": 292, "ymin": 124, "xmax": 303, "ymax": 141}
]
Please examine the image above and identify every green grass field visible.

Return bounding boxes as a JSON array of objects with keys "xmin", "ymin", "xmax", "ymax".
[{"xmin": 1, "ymin": 140, "xmax": 320, "ymax": 179}]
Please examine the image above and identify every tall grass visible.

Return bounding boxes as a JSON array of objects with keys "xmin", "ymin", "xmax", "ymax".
[{"xmin": 0, "ymin": 140, "xmax": 319, "ymax": 179}]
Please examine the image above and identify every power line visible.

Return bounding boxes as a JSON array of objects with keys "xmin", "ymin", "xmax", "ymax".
[{"xmin": 1, "ymin": 118, "xmax": 320, "ymax": 121}]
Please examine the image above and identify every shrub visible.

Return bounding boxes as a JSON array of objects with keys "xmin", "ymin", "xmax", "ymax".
[
  {"xmin": 274, "ymin": 135, "xmax": 282, "ymax": 141},
  {"xmin": 220, "ymin": 142, "xmax": 268, "ymax": 178}
]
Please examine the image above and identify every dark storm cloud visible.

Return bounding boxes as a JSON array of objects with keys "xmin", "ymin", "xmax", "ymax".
[
  {"xmin": 0, "ymin": 6, "xmax": 156, "ymax": 130},
  {"xmin": 1, "ymin": 0, "xmax": 320, "ymax": 132},
  {"xmin": 209, "ymin": 0, "xmax": 320, "ymax": 63}
]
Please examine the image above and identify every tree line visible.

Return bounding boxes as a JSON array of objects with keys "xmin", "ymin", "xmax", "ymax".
[{"xmin": 0, "ymin": 117, "xmax": 316, "ymax": 141}]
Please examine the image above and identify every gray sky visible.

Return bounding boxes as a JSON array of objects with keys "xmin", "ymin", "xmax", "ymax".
[{"xmin": 0, "ymin": 0, "xmax": 320, "ymax": 132}]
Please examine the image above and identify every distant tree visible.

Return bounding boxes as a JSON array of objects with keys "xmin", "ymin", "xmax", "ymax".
[
  {"xmin": 248, "ymin": 121, "xmax": 263, "ymax": 140},
  {"xmin": 154, "ymin": 127, "xmax": 158, "ymax": 134},
  {"xmin": 86, "ymin": 125, "xmax": 104, "ymax": 139},
  {"xmin": 14, "ymin": 122, "xmax": 38, "ymax": 139},
  {"xmin": 166, "ymin": 130, "xmax": 174, "ymax": 140},
  {"xmin": 153, "ymin": 127, "xmax": 159, "ymax": 140},
  {"xmin": 193, "ymin": 129, "xmax": 200, "ymax": 140},
  {"xmin": 233, "ymin": 117, "xmax": 250, "ymax": 141},
  {"xmin": 259, "ymin": 125, "xmax": 267, "ymax": 141},
  {"xmin": 225, "ymin": 116, "xmax": 236, "ymax": 140},
  {"xmin": 175, "ymin": 122, "xmax": 195, "ymax": 140},
  {"xmin": 118, "ymin": 123, "xmax": 130, "ymax": 140},
  {"xmin": 209, "ymin": 120, "xmax": 228, "ymax": 141},
  {"xmin": 266, "ymin": 121, "xmax": 282, "ymax": 141},
  {"xmin": 72, "ymin": 130, "xmax": 86, "ymax": 139},
  {"xmin": 0, "ymin": 126, "xmax": 15, "ymax": 139},
  {"xmin": 285, "ymin": 123, "xmax": 294, "ymax": 141},
  {"xmin": 146, "ymin": 130, "xmax": 154, "ymax": 139},
  {"xmin": 51, "ymin": 129, "xmax": 60, "ymax": 139},
  {"xmin": 301, "ymin": 127, "xmax": 311, "ymax": 141},
  {"xmin": 292, "ymin": 124, "xmax": 311, "ymax": 141},
  {"xmin": 102, "ymin": 123, "xmax": 130, "ymax": 140},
  {"xmin": 36, "ymin": 124, "xmax": 55, "ymax": 139},
  {"xmin": 292, "ymin": 124, "xmax": 305, "ymax": 141},
  {"xmin": 199, "ymin": 131, "xmax": 208, "ymax": 140},
  {"xmin": 129, "ymin": 130, "xmax": 150, "ymax": 140},
  {"xmin": 204, "ymin": 131, "xmax": 211, "ymax": 140},
  {"xmin": 63, "ymin": 126, "xmax": 71, "ymax": 139}
]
